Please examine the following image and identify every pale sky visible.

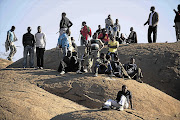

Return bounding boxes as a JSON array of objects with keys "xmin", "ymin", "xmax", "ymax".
[{"xmin": 0, "ymin": 0, "xmax": 179, "ymax": 61}]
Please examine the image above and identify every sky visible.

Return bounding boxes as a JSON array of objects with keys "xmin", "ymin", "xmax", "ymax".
[{"xmin": 0, "ymin": 0, "xmax": 179, "ymax": 61}]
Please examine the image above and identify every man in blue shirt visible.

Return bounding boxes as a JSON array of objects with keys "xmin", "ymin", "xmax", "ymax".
[
  {"xmin": 58, "ymin": 29, "xmax": 71, "ymax": 57},
  {"xmin": 6, "ymin": 26, "xmax": 17, "ymax": 61}
]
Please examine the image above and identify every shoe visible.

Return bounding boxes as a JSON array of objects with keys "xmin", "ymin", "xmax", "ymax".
[
  {"xmin": 94, "ymin": 73, "xmax": 98, "ymax": 77},
  {"xmin": 83, "ymin": 69, "xmax": 88, "ymax": 73},
  {"xmin": 109, "ymin": 73, "xmax": 115, "ymax": 77},
  {"xmin": 7, "ymin": 57, "xmax": 12, "ymax": 61},
  {"xmin": 60, "ymin": 71, "xmax": 65, "ymax": 75},
  {"xmin": 76, "ymin": 70, "xmax": 82, "ymax": 74},
  {"xmin": 117, "ymin": 105, "xmax": 124, "ymax": 111},
  {"xmin": 40, "ymin": 67, "xmax": 43, "ymax": 69}
]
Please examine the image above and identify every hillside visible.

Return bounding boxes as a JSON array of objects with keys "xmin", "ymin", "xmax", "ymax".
[
  {"xmin": 0, "ymin": 58, "xmax": 12, "ymax": 69},
  {"xmin": 8, "ymin": 42, "xmax": 180, "ymax": 100}
]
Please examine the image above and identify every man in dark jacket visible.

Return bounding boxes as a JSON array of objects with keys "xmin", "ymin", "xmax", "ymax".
[
  {"xmin": 174, "ymin": 4, "xmax": 180, "ymax": 42},
  {"xmin": 102, "ymin": 85, "xmax": 133, "ymax": 111},
  {"xmin": 144, "ymin": 6, "xmax": 159, "ymax": 43},
  {"xmin": 59, "ymin": 12, "xmax": 73, "ymax": 36},
  {"xmin": 127, "ymin": 27, "xmax": 137, "ymax": 44},
  {"xmin": 22, "ymin": 27, "xmax": 35, "ymax": 68}
]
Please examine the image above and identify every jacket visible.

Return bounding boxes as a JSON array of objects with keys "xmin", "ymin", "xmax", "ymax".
[
  {"xmin": 174, "ymin": 11, "xmax": 180, "ymax": 23},
  {"xmin": 145, "ymin": 12, "xmax": 159, "ymax": 27},
  {"xmin": 58, "ymin": 33, "xmax": 69, "ymax": 48},
  {"xmin": 23, "ymin": 33, "xmax": 35, "ymax": 47},
  {"xmin": 80, "ymin": 25, "xmax": 92, "ymax": 40},
  {"xmin": 60, "ymin": 16, "xmax": 73, "ymax": 29}
]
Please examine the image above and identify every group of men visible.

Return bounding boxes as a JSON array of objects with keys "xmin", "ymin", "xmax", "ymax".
[{"xmin": 5, "ymin": 5, "xmax": 180, "ymax": 111}]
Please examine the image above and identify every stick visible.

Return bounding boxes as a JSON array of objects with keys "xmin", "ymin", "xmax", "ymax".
[{"xmin": 119, "ymin": 62, "xmax": 131, "ymax": 79}]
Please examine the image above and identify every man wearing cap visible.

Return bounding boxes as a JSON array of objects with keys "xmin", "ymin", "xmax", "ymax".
[{"xmin": 144, "ymin": 6, "xmax": 159, "ymax": 43}]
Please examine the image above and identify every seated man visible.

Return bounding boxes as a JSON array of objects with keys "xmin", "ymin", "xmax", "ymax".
[
  {"xmin": 124, "ymin": 58, "xmax": 143, "ymax": 83},
  {"xmin": 127, "ymin": 27, "xmax": 137, "ymax": 44},
  {"xmin": 102, "ymin": 85, "xmax": 133, "ymax": 111},
  {"xmin": 58, "ymin": 51, "xmax": 82, "ymax": 74},
  {"xmin": 111, "ymin": 55, "xmax": 123, "ymax": 78},
  {"xmin": 108, "ymin": 36, "xmax": 119, "ymax": 61},
  {"xmin": 94, "ymin": 53, "xmax": 114, "ymax": 77},
  {"xmin": 98, "ymin": 28, "xmax": 109, "ymax": 45}
]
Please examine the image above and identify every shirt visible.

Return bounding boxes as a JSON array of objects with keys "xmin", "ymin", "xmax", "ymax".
[
  {"xmin": 58, "ymin": 33, "xmax": 69, "ymax": 48},
  {"xmin": 116, "ymin": 90, "xmax": 132, "ymax": 103},
  {"xmin": 149, "ymin": 12, "xmax": 155, "ymax": 26},
  {"xmin": 23, "ymin": 33, "xmax": 35, "ymax": 47},
  {"xmin": 108, "ymin": 40, "xmax": 119, "ymax": 53},
  {"xmin": 35, "ymin": 32, "xmax": 46, "ymax": 48},
  {"xmin": 7, "ymin": 30, "xmax": 14, "ymax": 42}
]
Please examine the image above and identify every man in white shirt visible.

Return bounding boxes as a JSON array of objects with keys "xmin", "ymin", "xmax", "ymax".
[
  {"xmin": 144, "ymin": 6, "xmax": 159, "ymax": 43},
  {"xmin": 35, "ymin": 26, "xmax": 46, "ymax": 69}
]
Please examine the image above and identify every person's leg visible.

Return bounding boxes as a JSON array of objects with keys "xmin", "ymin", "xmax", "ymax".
[
  {"xmin": 118, "ymin": 95, "xmax": 129, "ymax": 110},
  {"xmin": 8, "ymin": 45, "xmax": 15, "ymax": 61},
  {"xmin": 36, "ymin": 47, "xmax": 40, "ymax": 68},
  {"xmin": 11, "ymin": 45, "xmax": 17, "ymax": 58},
  {"xmin": 40, "ymin": 48, "xmax": 45, "ymax": 67},
  {"xmin": 23, "ymin": 46, "xmax": 28, "ymax": 68},
  {"xmin": 29, "ymin": 46, "xmax": 34, "ymax": 67},
  {"xmin": 148, "ymin": 26, "xmax": 153, "ymax": 43},
  {"xmin": 62, "ymin": 46, "xmax": 67, "ymax": 57},
  {"xmin": 175, "ymin": 22, "xmax": 180, "ymax": 42},
  {"xmin": 153, "ymin": 26, "xmax": 157, "ymax": 43}
]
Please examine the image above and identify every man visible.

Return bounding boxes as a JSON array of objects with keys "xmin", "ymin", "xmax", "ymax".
[
  {"xmin": 58, "ymin": 51, "xmax": 82, "ymax": 74},
  {"xmin": 84, "ymin": 33, "xmax": 104, "ymax": 72},
  {"xmin": 96, "ymin": 25, "xmax": 102, "ymax": 35},
  {"xmin": 102, "ymin": 85, "xmax": 133, "ymax": 111},
  {"xmin": 71, "ymin": 37, "xmax": 78, "ymax": 55},
  {"xmin": 6, "ymin": 26, "xmax": 17, "ymax": 61},
  {"xmin": 113, "ymin": 19, "xmax": 121, "ymax": 38},
  {"xmin": 111, "ymin": 55, "xmax": 122, "ymax": 78},
  {"xmin": 98, "ymin": 28, "xmax": 109, "ymax": 45},
  {"xmin": 22, "ymin": 27, "xmax": 35, "ymax": 68},
  {"xmin": 119, "ymin": 33, "xmax": 126, "ymax": 44},
  {"xmin": 174, "ymin": 4, "xmax": 180, "ymax": 42},
  {"xmin": 127, "ymin": 27, "xmax": 137, "ymax": 44},
  {"xmin": 124, "ymin": 58, "xmax": 143, "ymax": 83},
  {"xmin": 80, "ymin": 21, "xmax": 92, "ymax": 46},
  {"xmin": 108, "ymin": 36, "xmax": 119, "ymax": 61},
  {"xmin": 105, "ymin": 14, "xmax": 113, "ymax": 31},
  {"xmin": 94, "ymin": 54, "xmax": 114, "ymax": 77},
  {"xmin": 58, "ymin": 29, "xmax": 71, "ymax": 57},
  {"xmin": 144, "ymin": 6, "xmax": 159, "ymax": 43},
  {"xmin": 35, "ymin": 26, "xmax": 46, "ymax": 69},
  {"xmin": 59, "ymin": 12, "xmax": 73, "ymax": 36}
]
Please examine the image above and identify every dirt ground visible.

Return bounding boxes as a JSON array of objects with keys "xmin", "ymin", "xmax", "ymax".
[{"xmin": 1, "ymin": 42, "xmax": 180, "ymax": 120}]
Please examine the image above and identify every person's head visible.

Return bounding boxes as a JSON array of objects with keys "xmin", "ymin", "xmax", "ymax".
[
  {"xmin": 106, "ymin": 54, "xmax": 111, "ymax": 61},
  {"xmin": 27, "ymin": 27, "xmax": 31, "ymax": 33},
  {"xmin": 108, "ymin": 14, "xmax": 111, "ymax": 19},
  {"xmin": 178, "ymin": 4, "xmax": 180, "ymax": 11},
  {"xmin": 67, "ymin": 51, "xmax": 71, "ymax": 57},
  {"xmin": 122, "ymin": 85, "xmax": 127, "ymax": 93},
  {"xmin": 120, "ymin": 33, "xmax": 124, "ymax": 38},
  {"xmin": 116, "ymin": 19, "xmax": 118, "ymax": 24},
  {"xmin": 11, "ymin": 26, "xmax": 15, "ymax": 31},
  {"xmin": 130, "ymin": 58, "xmax": 135, "ymax": 64},
  {"xmin": 62, "ymin": 12, "xmax": 66, "ymax": 17},
  {"xmin": 82, "ymin": 21, "xmax": 86, "ymax": 26},
  {"xmin": 110, "ymin": 36, "xmax": 115, "ymax": 42},
  {"xmin": 98, "ymin": 25, "xmax": 101, "ymax": 29},
  {"xmin": 37, "ymin": 26, "xmax": 41, "ymax": 33},
  {"xmin": 102, "ymin": 28, "xmax": 106, "ymax": 33},
  {"xmin": 100, "ymin": 53, "xmax": 105, "ymax": 59},
  {"xmin": 114, "ymin": 55, "xmax": 119, "ymax": 61},
  {"xmin": 93, "ymin": 33, "xmax": 98, "ymax": 39},
  {"xmin": 130, "ymin": 27, "xmax": 133, "ymax": 31},
  {"xmin": 150, "ymin": 6, "xmax": 155, "ymax": 12}
]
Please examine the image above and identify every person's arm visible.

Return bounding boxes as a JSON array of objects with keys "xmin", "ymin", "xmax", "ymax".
[
  {"xmin": 153, "ymin": 12, "xmax": 159, "ymax": 27},
  {"xmin": 68, "ymin": 20, "xmax": 73, "ymax": 28},
  {"xmin": 99, "ymin": 39, "xmax": 104, "ymax": 51},
  {"xmin": 43, "ymin": 33, "xmax": 46, "ymax": 48},
  {"xmin": 32, "ymin": 35, "xmax": 35, "ymax": 47},
  {"xmin": 129, "ymin": 98, "xmax": 133, "ymax": 109},
  {"xmin": 22, "ymin": 35, "xmax": 25, "ymax": 47},
  {"xmin": 144, "ymin": 14, "xmax": 150, "ymax": 26}
]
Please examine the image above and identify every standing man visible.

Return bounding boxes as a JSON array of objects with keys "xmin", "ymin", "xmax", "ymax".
[
  {"xmin": 105, "ymin": 14, "xmax": 113, "ymax": 31},
  {"xmin": 59, "ymin": 12, "xmax": 73, "ymax": 36},
  {"xmin": 35, "ymin": 26, "xmax": 46, "ymax": 69},
  {"xmin": 22, "ymin": 27, "xmax": 35, "ymax": 68},
  {"xmin": 113, "ymin": 19, "xmax": 121, "ymax": 38},
  {"xmin": 174, "ymin": 4, "xmax": 180, "ymax": 42},
  {"xmin": 6, "ymin": 26, "xmax": 17, "ymax": 61},
  {"xmin": 144, "ymin": 6, "xmax": 159, "ymax": 43},
  {"xmin": 80, "ymin": 21, "xmax": 92, "ymax": 46},
  {"xmin": 127, "ymin": 27, "xmax": 137, "ymax": 44}
]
